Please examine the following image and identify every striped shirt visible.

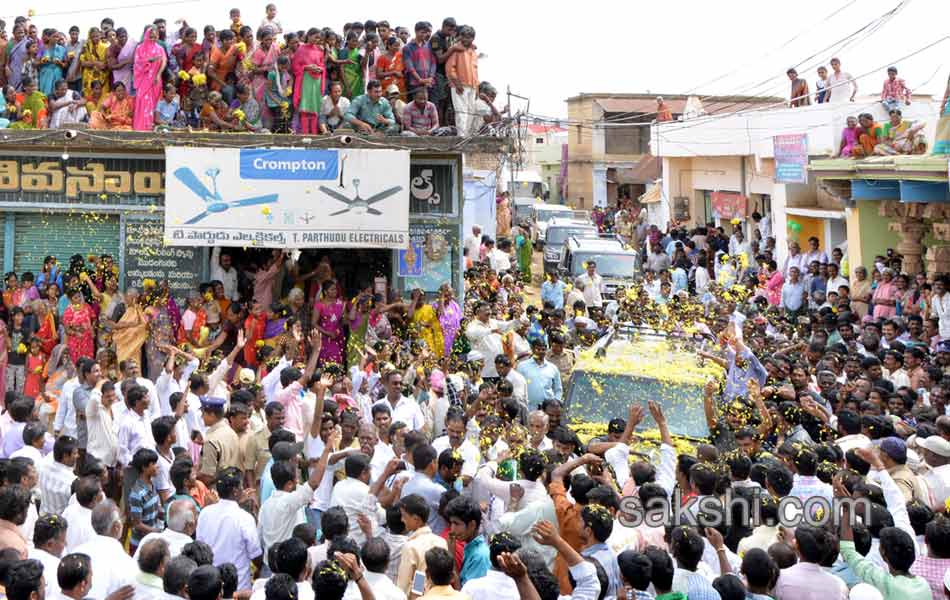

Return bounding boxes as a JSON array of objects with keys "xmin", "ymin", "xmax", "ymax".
[{"xmin": 128, "ymin": 480, "xmax": 163, "ymax": 548}]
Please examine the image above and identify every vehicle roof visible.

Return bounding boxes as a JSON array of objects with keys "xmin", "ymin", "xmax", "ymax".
[
  {"xmin": 567, "ymin": 238, "xmax": 634, "ymax": 253},
  {"xmin": 548, "ymin": 218, "xmax": 595, "ymax": 227},
  {"xmin": 533, "ymin": 203, "xmax": 574, "ymax": 211},
  {"xmin": 574, "ymin": 335, "xmax": 724, "ymax": 386}
]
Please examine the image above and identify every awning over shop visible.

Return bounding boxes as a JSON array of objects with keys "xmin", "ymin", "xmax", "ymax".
[
  {"xmin": 613, "ymin": 157, "xmax": 661, "ymax": 184},
  {"xmin": 639, "ymin": 181, "xmax": 662, "ymax": 204}
]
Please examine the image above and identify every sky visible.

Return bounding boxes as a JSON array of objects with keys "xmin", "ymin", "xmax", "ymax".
[{"xmin": 5, "ymin": 0, "xmax": 949, "ymax": 120}]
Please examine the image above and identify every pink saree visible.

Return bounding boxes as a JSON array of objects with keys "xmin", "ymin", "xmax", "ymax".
[{"xmin": 132, "ymin": 27, "xmax": 167, "ymax": 131}]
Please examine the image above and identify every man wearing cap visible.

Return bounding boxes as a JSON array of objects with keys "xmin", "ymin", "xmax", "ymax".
[
  {"xmin": 917, "ymin": 434, "xmax": 950, "ymax": 511},
  {"xmin": 196, "ymin": 397, "xmax": 241, "ymax": 486},
  {"xmin": 386, "ymin": 84, "xmax": 406, "ymax": 128},
  {"xmin": 879, "ymin": 436, "xmax": 932, "ymax": 503},
  {"xmin": 516, "ymin": 339, "xmax": 563, "ymax": 407}
]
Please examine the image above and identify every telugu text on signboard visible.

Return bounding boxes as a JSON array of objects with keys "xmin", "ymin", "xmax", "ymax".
[
  {"xmin": 164, "ymin": 147, "xmax": 410, "ymax": 249},
  {"xmin": 773, "ymin": 134, "xmax": 809, "ymax": 184},
  {"xmin": 124, "ymin": 220, "xmax": 201, "ymax": 299}
]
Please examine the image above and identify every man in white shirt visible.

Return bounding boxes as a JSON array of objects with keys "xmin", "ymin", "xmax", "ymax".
[
  {"xmin": 917, "ymin": 435, "xmax": 950, "ymax": 511},
  {"xmin": 827, "ymin": 57, "xmax": 857, "ymax": 103},
  {"xmin": 196, "ymin": 467, "xmax": 263, "ymax": 590},
  {"xmin": 116, "ymin": 385, "xmax": 157, "ymax": 471},
  {"xmin": 73, "ymin": 500, "xmax": 137, "ymax": 599},
  {"xmin": 259, "ymin": 436, "xmax": 334, "ymax": 556},
  {"xmin": 210, "ymin": 247, "xmax": 240, "ymax": 302},
  {"xmin": 132, "ymin": 537, "xmax": 170, "ymax": 600},
  {"xmin": 155, "ymin": 347, "xmax": 200, "ymax": 417},
  {"xmin": 465, "ymin": 301, "xmax": 519, "ymax": 379},
  {"xmin": 464, "ymin": 225, "xmax": 482, "ymax": 265},
  {"xmin": 133, "ymin": 499, "xmax": 197, "ymax": 561},
  {"xmin": 432, "ymin": 410, "xmax": 481, "ymax": 483},
  {"xmin": 39, "ymin": 436, "xmax": 79, "ymax": 516},
  {"xmin": 488, "ymin": 239, "xmax": 513, "ymax": 273},
  {"xmin": 63, "ymin": 476, "xmax": 102, "ymax": 551},
  {"xmin": 52, "ymin": 374, "xmax": 80, "ymax": 439},
  {"xmin": 494, "ymin": 355, "xmax": 527, "ymax": 403},
  {"xmin": 29, "ymin": 511, "xmax": 67, "ymax": 597},
  {"xmin": 341, "ymin": 537, "xmax": 406, "ymax": 600},
  {"xmin": 85, "ymin": 380, "xmax": 118, "ymax": 471},
  {"xmin": 825, "ymin": 262, "xmax": 849, "ymax": 295},
  {"xmin": 372, "ymin": 371, "xmax": 425, "ymax": 432},
  {"xmin": 783, "ymin": 241, "xmax": 808, "ymax": 278},
  {"xmin": 576, "ymin": 261, "xmax": 604, "ymax": 308},
  {"xmin": 931, "ymin": 277, "xmax": 950, "ymax": 340},
  {"xmin": 116, "ymin": 359, "xmax": 161, "ymax": 422},
  {"xmin": 329, "ymin": 453, "xmax": 385, "ymax": 547}
]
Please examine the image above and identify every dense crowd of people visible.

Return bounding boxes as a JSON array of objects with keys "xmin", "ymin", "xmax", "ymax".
[
  {"xmin": 0, "ymin": 10, "xmax": 509, "ymax": 136},
  {"xmin": 0, "ymin": 190, "xmax": 948, "ymax": 600}
]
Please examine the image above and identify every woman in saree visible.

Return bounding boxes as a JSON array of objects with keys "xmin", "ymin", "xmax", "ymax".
[
  {"xmin": 291, "ymin": 28, "xmax": 324, "ymax": 135},
  {"xmin": 872, "ymin": 267, "xmax": 899, "ymax": 319},
  {"xmin": 173, "ymin": 28, "xmax": 202, "ymax": 97},
  {"xmin": 365, "ymin": 294, "xmax": 392, "ymax": 347},
  {"xmin": 312, "ymin": 279, "xmax": 345, "ymax": 366},
  {"xmin": 408, "ymin": 289, "xmax": 444, "ymax": 359},
  {"xmin": 106, "ymin": 28, "xmax": 135, "ymax": 93},
  {"xmin": 5, "ymin": 25, "xmax": 29, "ymax": 91},
  {"xmin": 339, "ymin": 32, "xmax": 364, "ymax": 99},
  {"xmin": 84, "ymin": 80, "xmax": 105, "ymax": 115},
  {"xmin": 346, "ymin": 293, "xmax": 373, "ymax": 368},
  {"xmin": 63, "ymin": 288, "xmax": 95, "ymax": 363},
  {"xmin": 375, "ymin": 36, "xmax": 404, "ymax": 99},
  {"xmin": 79, "ymin": 27, "xmax": 110, "ymax": 98},
  {"xmin": 37, "ymin": 32, "xmax": 67, "ymax": 96},
  {"xmin": 132, "ymin": 25, "xmax": 167, "ymax": 132},
  {"xmin": 249, "ymin": 27, "xmax": 279, "ymax": 126},
  {"xmin": 144, "ymin": 291, "xmax": 175, "ymax": 380},
  {"xmin": 433, "ymin": 284, "xmax": 461, "ymax": 356},
  {"xmin": 515, "ymin": 225, "xmax": 532, "ymax": 283},
  {"xmin": 837, "ymin": 116, "xmax": 860, "ymax": 157},
  {"xmin": 112, "ymin": 290, "xmax": 148, "ymax": 366},
  {"xmin": 13, "ymin": 76, "xmax": 48, "ymax": 128},
  {"xmin": 40, "ymin": 344, "xmax": 74, "ymax": 429},
  {"xmin": 33, "ymin": 300, "xmax": 58, "ymax": 357},
  {"xmin": 89, "ymin": 81, "xmax": 133, "ymax": 129},
  {"xmin": 935, "ymin": 72, "xmax": 950, "ymax": 155},
  {"xmin": 496, "ymin": 193, "xmax": 512, "ymax": 238}
]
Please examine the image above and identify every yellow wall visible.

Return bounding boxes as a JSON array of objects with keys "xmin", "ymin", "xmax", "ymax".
[{"xmin": 786, "ymin": 215, "xmax": 825, "ymax": 249}]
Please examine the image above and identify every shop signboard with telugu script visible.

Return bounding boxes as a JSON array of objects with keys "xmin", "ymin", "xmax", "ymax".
[
  {"xmin": 773, "ymin": 133, "xmax": 809, "ymax": 184},
  {"xmin": 163, "ymin": 147, "xmax": 410, "ymax": 248}
]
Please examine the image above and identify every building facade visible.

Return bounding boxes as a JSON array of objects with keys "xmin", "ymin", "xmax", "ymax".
[
  {"xmin": 652, "ymin": 95, "xmax": 939, "ymax": 269},
  {"xmin": 566, "ymin": 93, "xmax": 779, "ymax": 210},
  {"xmin": 0, "ymin": 130, "xmax": 507, "ymax": 299}
]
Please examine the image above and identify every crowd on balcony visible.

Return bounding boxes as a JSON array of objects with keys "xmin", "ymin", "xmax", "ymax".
[{"xmin": 0, "ymin": 10, "xmax": 508, "ymax": 137}]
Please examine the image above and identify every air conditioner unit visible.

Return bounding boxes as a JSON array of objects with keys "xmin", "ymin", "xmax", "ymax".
[{"xmin": 673, "ymin": 196, "xmax": 690, "ymax": 221}]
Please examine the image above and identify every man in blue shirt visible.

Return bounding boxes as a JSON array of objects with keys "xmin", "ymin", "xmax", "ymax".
[
  {"xmin": 445, "ymin": 496, "xmax": 490, "ymax": 585},
  {"xmin": 516, "ymin": 339, "xmax": 563, "ymax": 406},
  {"xmin": 540, "ymin": 271, "xmax": 567, "ymax": 310}
]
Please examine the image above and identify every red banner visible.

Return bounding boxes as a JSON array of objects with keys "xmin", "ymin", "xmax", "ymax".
[{"xmin": 710, "ymin": 191, "xmax": 747, "ymax": 219}]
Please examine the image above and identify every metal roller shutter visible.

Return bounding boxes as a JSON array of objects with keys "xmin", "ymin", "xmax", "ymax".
[{"xmin": 14, "ymin": 213, "xmax": 120, "ymax": 274}]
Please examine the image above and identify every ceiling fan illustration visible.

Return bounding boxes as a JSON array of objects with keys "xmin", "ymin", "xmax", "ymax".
[
  {"xmin": 175, "ymin": 167, "xmax": 279, "ymax": 225},
  {"xmin": 319, "ymin": 178, "xmax": 403, "ymax": 216}
]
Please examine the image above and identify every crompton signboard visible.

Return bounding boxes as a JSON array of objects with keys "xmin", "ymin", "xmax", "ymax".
[{"xmin": 164, "ymin": 147, "xmax": 410, "ymax": 248}]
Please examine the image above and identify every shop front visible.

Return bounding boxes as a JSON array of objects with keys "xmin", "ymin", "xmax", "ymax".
[{"xmin": 0, "ymin": 143, "xmax": 464, "ymax": 299}]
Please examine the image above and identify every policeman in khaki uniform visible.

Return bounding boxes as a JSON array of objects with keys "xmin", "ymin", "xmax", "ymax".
[{"xmin": 197, "ymin": 396, "xmax": 241, "ymax": 485}]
